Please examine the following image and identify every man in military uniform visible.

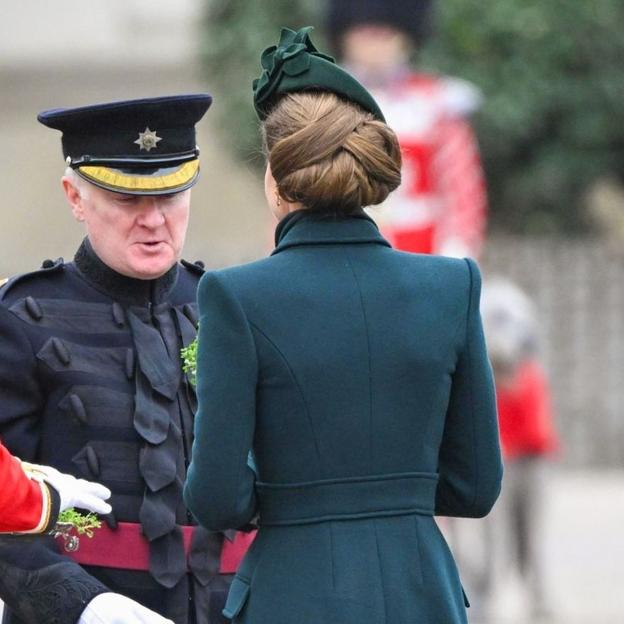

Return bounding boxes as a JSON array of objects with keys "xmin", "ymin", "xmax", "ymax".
[{"xmin": 0, "ymin": 95, "xmax": 243, "ymax": 624}]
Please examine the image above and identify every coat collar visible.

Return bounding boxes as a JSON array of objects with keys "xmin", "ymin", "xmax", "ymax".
[
  {"xmin": 272, "ymin": 209, "xmax": 391, "ymax": 255},
  {"xmin": 74, "ymin": 237, "xmax": 179, "ymax": 306}
]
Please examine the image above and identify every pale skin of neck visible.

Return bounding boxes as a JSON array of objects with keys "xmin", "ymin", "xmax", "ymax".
[{"xmin": 264, "ymin": 163, "xmax": 304, "ymax": 221}]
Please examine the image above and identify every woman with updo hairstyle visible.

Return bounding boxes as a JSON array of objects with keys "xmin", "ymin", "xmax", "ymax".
[{"xmin": 185, "ymin": 27, "xmax": 502, "ymax": 624}]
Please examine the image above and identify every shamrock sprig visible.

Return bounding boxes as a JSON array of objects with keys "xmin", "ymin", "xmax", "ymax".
[
  {"xmin": 56, "ymin": 509, "xmax": 102, "ymax": 538},
  {"xmin": 181, "ymin": 339, "xmax": 198, "ymax": 387}
]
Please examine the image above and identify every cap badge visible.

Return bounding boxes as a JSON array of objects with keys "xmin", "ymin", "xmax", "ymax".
[{"xmin": 134, "ymin": 127, "xmax": 162, "ymax": 152}]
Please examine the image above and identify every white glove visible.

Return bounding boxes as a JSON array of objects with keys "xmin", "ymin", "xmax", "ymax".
[
  {"xmin": 79, "ymin": 593, "xmax": 175, "ymax": 624},
  {"xmin": 22, "ymin": 462, "xmax": 112, "ymax": 515}
]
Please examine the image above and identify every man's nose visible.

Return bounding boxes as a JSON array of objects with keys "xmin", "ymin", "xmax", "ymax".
[{"xmin": 136, "ymin": 198, "xmax": 166, "ymax": 228}]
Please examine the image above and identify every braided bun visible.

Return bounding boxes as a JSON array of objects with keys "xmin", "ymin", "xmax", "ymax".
[{"xmin": 262, "ymin": 92, "xmax": 401, "ymax": 214}]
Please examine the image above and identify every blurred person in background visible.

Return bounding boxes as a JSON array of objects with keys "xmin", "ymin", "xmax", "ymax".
[
  {"xmin": 0, "ymin": 442, "xmax": 111, "ymax": 535},
  {"xmin": 447, "ymin": 279, "xmax": 560, "ymax": 621},
  {"xmin": 0, "ymin": 95, "xmax": 250, "ymax": 624},
  {"xmin": 480, "ymin": 277, "xmax": 560, "ymax": 621},
  {"xmin": 327, "ymin": 0, "xmax": 488, "ymax": 259},
  {"xmin": 184, "ymin": 27, "xmax": 502, "ymax": 624}
]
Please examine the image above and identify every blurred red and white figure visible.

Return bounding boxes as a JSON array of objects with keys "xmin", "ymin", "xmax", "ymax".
[{"xmin": 327, "ymin": 0, "xmax": 488, "ymax": 258}]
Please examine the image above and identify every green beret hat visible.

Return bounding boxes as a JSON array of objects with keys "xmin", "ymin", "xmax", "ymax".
[{"xmin": 252, "ymin": 26, "xmax": 385, "ymax": 122}]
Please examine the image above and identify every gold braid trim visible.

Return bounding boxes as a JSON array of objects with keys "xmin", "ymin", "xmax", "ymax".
[
  {"xmin": 78, "ymin": 159, "xmax": 199, "ymax": 192},
  {"xmin": 21, "ymin": 481, "xmax": 53, "ymax": 534}
]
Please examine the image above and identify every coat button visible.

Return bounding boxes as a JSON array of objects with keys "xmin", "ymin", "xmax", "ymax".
[
  {"xmin": 85, "ymin": 446, "xmax": 100, "ymax": 477},
  {"xmin": 51, "ymin": 337, "xmax": 71, "ymax": 366},
  {"xmin": 25, "ymin": 296, "xmax": 43, "ymax": 321},
  {"xmin": 112, "ymin": 302, "xmax": 125, "ymax": 328},
  {"xmin": 68, "ymin": 394, "xmax": 88, "ymax": 425}
]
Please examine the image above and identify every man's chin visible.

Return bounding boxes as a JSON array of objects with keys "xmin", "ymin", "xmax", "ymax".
[{"xmin": 125, "ymin": 255, "xmax": 177, "ymax": 280}]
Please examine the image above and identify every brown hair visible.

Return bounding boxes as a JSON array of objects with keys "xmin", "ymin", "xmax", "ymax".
[{"xmin": 262, "ymin": 91, "xmax": 401, "ymax": 214}]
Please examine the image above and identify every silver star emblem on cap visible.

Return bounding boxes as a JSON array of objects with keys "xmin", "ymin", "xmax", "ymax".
[{"xmin": 134, "ymin": 127, "xmax": 162, "ymax": 152}]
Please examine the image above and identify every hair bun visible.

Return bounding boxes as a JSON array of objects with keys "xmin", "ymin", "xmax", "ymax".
[{"xmin": 264, "ymin": 92, "xmax": 401, "ymax": 214}]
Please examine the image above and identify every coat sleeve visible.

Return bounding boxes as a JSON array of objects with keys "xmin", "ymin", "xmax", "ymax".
[
  {"xmin": 183, "ymin": 272, "xmax": 258, "ymax": 531},
  {"xmin": 0, "ymin": 444, "xmax": 61, "ymax": 534},
  {"xmin": 0, "ymin": 304, "xmax": 108, "ymax": 623},
  {"xmin": 434, "ymin": 258, "xmax": 503, "ymax": 518}
]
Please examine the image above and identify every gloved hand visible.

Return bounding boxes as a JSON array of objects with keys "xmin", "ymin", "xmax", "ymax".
[
  {"xmin": 78, "ymin": 593, "xmax": 175, "ymax": 624},
  {"xmin": 21, "ymin": 462, "xmax": 112, "ymax": 515}
]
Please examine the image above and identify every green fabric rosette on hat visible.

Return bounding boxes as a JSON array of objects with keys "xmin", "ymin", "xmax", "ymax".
[{"xmin": 252, "ymin": 26, "xmax": 385, "ymax": 122}]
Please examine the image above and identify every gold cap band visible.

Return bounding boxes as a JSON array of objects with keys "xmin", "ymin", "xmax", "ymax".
[{"xmin": 78, "ymin": 159, "xmax": 199, "ymax": 194}]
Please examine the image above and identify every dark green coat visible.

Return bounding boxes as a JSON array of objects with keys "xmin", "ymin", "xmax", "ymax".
[{"xmin": 184, "ymin": 210, "xmax": 502, "ymax": 623}]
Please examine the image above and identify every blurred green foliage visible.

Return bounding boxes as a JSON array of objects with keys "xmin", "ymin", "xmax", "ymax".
[
  {"xmin": 201, "ymin": 0, "xmax": 324, "ymax": 168},
  {"xmin": 422, "ymin": 0, "xmax": 624, "ymax": 233},
  {"xmin": 202, "ymin": 0, "xmax": 624, "ymax": 233},
  {"xmin": 180, "ymin": 338, "xmax": 197, "ymax": 387}
]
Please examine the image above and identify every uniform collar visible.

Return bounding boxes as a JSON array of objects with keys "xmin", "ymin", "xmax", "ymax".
[
  {"xmin": 272, "ymin": 209, "xmax": 391, "ymax": 255},
  {"xmin": 74, "ymin": 238, "xmax": 179, "ymax": 306}
]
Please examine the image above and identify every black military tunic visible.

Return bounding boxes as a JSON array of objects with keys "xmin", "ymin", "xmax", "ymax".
[{"xmin": 0, "ymin": 239, "xmax": 231, "ymax": 624}]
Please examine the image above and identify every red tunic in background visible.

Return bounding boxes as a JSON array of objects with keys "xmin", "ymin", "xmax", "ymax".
[
  {"xmin": 0, "ymin": 442, "xmax": 46, "ymax": 533},
  {"xmin": 496, "ymin": 360, "xmax": 560, "ymax": 460},
  {"xmin": 370, "ymin": 73, "xmax": 487, "ymax": 258}
]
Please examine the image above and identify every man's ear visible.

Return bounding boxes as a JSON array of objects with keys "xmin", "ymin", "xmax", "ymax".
[{"xmin": 62, "ymin": 176, "xmax": 85, "ymax": 222}]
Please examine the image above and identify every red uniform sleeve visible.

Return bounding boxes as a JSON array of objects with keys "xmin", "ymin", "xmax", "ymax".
[
  {"xmin": 0, "ymin": 442, "xmax": 53, "ymax": 533},
  {"xmin": 432, "ymin": 117, "xmax": 488, "ymax": 259}
]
